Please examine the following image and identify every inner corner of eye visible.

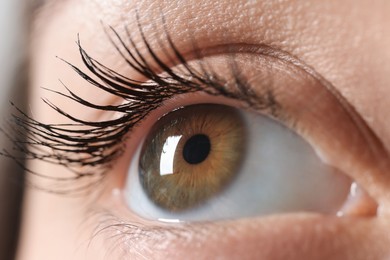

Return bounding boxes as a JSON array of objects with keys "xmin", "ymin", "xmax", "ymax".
[{"xmin": 123, "ymin": 103, "xmax": 356, "ymax": 222}]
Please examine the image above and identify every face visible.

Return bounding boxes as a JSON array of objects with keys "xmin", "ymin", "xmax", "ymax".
[{"xmin": 17, "ymin": 0, "xmax": 390, "ymax": 259}]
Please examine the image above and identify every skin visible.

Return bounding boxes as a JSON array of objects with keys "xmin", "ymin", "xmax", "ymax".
[{"xmin": 18, "ymin": 0, "xmax": 390, "ymax": 259}]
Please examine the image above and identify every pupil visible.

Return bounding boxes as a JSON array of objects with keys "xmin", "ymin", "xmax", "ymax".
[{"xmin": 182, "ymin": 134, "xmax": 211, "ymax": 164}]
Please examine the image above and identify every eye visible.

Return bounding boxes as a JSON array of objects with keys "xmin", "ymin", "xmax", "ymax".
[
  {"xmin": 14, "ymin": 23, "xmax": 381, "ymax": 227},
  {"xmin": 125, "ymin": 103, "xmax": 352, "ymax": 222},
  {"xmin": 136, "ymin": 104, "xmax": 246, "ymax": 212}
]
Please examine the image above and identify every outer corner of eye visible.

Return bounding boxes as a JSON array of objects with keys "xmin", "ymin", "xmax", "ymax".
[{"xmin": 120, "ymin": 103, "xmax": 373, "ymax": 223}]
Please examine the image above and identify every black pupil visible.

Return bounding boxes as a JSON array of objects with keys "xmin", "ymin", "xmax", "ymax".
[{"xmin": 182, "ymin": 134, "xmax": 211, "ymax": 164}]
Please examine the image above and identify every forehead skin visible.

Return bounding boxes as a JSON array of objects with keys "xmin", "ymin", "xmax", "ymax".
[{"xmin": 20, "ymin": 0, "xmax": 390, "ymax": 259}]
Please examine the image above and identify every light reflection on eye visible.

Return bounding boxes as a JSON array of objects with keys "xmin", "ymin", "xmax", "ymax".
[
  {"xmin": 125, "ymin": 103, "xmax": 352, "ymax": 222},
  {"xmin": 160, "ymin": 135, "xmax": 182, "ymax": 176}
]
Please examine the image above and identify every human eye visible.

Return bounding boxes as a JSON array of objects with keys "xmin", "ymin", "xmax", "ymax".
[
  {"xmin": 17, "ymin": 21, "xmax": 378, "ymax": 215},
  {"xmin": 127, "ymin": 102, "xmax": 353, "ymax": 222},
  {"xmin": 94, "ymin": 24, "xmax": 379, "ymax": 223},
  {"xmin": 15, "ymin": 23, "xmax": 369, "ymax": 217},
  {"xmin": 11, "ymin": 1, "xmax": 390, "ymax": 259}
]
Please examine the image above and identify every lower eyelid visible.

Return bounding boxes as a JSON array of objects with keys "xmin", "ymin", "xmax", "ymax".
[{"xmin": 89, "ymin": 208, "xmax": 388, "ymax": 259}]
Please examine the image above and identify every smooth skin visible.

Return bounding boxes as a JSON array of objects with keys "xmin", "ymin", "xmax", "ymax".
[{"xmin": 19, "ymin": 0, "xmax": 390, "ymax": 259}]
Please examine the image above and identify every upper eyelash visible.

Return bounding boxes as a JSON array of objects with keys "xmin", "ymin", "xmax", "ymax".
[{"xmin": 1, "ymin": 21, "xmax": 279, "ymax": 193}]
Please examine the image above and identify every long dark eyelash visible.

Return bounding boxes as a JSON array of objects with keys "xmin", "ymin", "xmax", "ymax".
[{"xmin": 1, "ymin": 21, "xmax": 277, "ymax": 193}]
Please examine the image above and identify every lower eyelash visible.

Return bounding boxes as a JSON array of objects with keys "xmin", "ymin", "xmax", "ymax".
[
  {"xmin": 89, "ymin": 210, "xmax": 203, "ymax": 258},
  {"xmin": 1, "ymin": 20, "xmax": 278, "ymax": 193}
]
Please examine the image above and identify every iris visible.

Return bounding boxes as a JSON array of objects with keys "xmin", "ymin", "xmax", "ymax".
[{"xmin": 139, "ymin": 104, "xmax": 246, "ymax": 211}]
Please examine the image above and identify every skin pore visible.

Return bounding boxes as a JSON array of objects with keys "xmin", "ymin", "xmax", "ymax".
[{"xmin": 18, "ymin": 0, "xmax": 390, "ymax": 259}]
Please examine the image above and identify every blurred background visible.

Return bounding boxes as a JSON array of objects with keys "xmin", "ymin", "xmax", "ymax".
[{"xmin": 0, "ymin": 0, "xmax": 28, "ymax": 259}]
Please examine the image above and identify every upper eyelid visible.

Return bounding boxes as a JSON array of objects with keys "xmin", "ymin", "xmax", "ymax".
[
  {"xmin": 8, "ymin": 20, "xmax": 387, "ymax": 196},
  {"xmin": 114, "ymin": 23, "xmax": 390, "ymax": 200},
  {"xmin": 5, "ymin": 23, "xmax": 283, "ymax": 193}
]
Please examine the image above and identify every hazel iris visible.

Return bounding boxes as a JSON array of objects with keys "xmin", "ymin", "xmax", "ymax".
[{"xmin": 139, "ymin": 104, "xmax": 246, "ymax": 212}]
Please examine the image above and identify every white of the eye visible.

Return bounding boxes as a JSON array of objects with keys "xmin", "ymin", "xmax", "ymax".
[{"xmin": 125, "ymin": 111, "xmax": 351, "ymax": 222}]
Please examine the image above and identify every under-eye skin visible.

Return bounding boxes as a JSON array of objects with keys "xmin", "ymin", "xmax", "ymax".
[{"xmin": 7, "ymin": 19, "xmax": 384, "ymax": 233}]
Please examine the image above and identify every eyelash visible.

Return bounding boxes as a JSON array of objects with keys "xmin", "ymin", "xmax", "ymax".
[{"xmin": 4, "ymin": 22, "xmax": 279, "ymax": 193}]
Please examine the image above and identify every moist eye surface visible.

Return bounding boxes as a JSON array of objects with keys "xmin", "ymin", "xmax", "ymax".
[
  {"xmin": 139, "ymin": 104, "xmax": 246, "ymax": 212},
  {"xmin": 126, "ymin": 103, "xmax": 352, "ymax": 222}
]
